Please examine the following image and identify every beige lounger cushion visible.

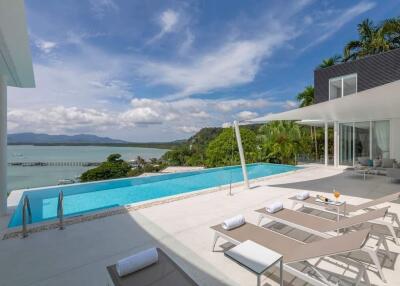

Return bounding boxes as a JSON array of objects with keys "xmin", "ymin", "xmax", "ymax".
[
  {"xmin": 211, "ymin": 223, "xmax": 369, "ymax": 263},
  {"xmin": 107, "ymin": 248, "xmax": 198, "ymax": 286},
  {"xmin": 255, "ymin": 207, "xmax": 388, "ymax": 232}
]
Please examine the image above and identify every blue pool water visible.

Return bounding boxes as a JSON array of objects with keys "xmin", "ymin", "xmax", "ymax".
[{"xmin": 9, "ymin": 163, "xmax": 299, "ymax": 227}]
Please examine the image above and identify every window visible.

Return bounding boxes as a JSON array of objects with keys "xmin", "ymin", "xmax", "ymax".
[
  {"xmin": 329, "ymin": 74, "xmax": 357, "ymax": 100},
  {"xmin": 329, "ymin": 78, "xmax": 342, "ymax": 100}
]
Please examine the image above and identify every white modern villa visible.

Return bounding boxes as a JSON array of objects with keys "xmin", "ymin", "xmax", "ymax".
[
  {"xmin": 1, "ymin": 2, "xmax": 400, "ymax": 286},
  {"xmin": 253, "ymin": 48, "xmax": 400, "ymax": 169}
]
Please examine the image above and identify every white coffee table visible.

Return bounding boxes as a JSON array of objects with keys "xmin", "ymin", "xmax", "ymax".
[{"xmin": 225, "ymin": 240, "xmax": 283, "ymax": 286}]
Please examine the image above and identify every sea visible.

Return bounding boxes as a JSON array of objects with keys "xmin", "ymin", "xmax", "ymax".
[{"xmin": 7, "ymin": 145, "xmax": 167, "ymax": 192}]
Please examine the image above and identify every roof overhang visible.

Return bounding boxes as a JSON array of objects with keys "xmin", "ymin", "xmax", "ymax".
[
  {"xmin": 0, "ymin": 0, "xmax": 34, "ymax": 88},
  {"xmin": 250, "ymin": 80, "xmax": 400, "ymax": 123}
]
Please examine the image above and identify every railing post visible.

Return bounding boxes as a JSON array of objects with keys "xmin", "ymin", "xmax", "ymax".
[
  {"xmin": 57, "ymin": 191, "xmax": 64, "ymax": 230},
  {"xmin": 22, "ymin": 196, "xmax": 32, "ymax": 238}
]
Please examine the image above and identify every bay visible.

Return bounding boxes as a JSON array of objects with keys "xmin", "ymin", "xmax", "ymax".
[{"xmin": 7, "ymin": 145, "xmax": 167, "ymax": 191}]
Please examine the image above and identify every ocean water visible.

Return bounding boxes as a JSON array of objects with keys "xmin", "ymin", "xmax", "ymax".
[
  {"xmin": 9, "ymin": 163, "xmax": 300, "ymax": 227},
  {"xmin": 7, "ymin": 145, "xmax": 167, "ymax": 191}
]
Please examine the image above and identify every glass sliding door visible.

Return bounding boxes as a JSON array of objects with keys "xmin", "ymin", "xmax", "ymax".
[
  {"xmin": 372, "ymin": 120, "xmax": 390, "ymax": 159},
  {"xmin": 339, "ymin": 123, "xmax": 353, "ymax": 165},
  {"xmin": 354, "ymin": 122, "xmax": 370, "ymax": 162},
  {"xmin": 338, "ymin": 120, "xmax": 390, "ymax": 166}
]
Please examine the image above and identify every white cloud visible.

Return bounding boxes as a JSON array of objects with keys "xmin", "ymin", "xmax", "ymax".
[
  {"xmin": 237, "ymin": 111, "xmax": 258, "ymax": 121},
  {"xmin": 36, "ymin": 40, "xmax": 57, "ymax": 54},
  {"xmin": 140, "ymin": 32, "xmax": 291, "ymax": 98},
  {"xmin": 160, "ymin": 9, "xmax": 179, "ymax": 33},
  {"xmin": 178, "ymin": 126, "xmax": 200, "ymax": 133},
  {"xmin": 179, "ymin": 29, "xmax": 195, "ymax": 55},
  {"xmin": 8, "ymin": 106, "xmax": 113, "ymax": 134},
  {"xmin": 89, "ymin": 0, "xmax": 119, "ymax": 19},
  {"xmin": 302, "ymin": 1, "xmax": 375, "ymax": 50},
  {"xmin": 283, "ymin": 100, "xmax": 298, "ymax": 109},
  {"xmin": 215, "ymin": 98, "xmax": 271, "ymax": 112},
  {"xmin": 148, "ymin": 9, "xmax": 180, "ymax": 43}
]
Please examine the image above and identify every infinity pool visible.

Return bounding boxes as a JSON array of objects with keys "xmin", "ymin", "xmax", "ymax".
[{"xmin": 9, "ymin": 163, "xmax": 300, "ymax": 227}]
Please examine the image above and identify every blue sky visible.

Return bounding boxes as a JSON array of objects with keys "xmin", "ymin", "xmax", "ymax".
[{"xmin": 7, "ymin": 0, "xmax": 400, "ymax": 141}]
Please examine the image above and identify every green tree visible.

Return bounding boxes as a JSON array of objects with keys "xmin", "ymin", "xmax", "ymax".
[
  {"xmin": 205, "ymin": 127, "xmax": 258, "ymax": 167},
  {"xmin": 107, "ymin": 153, "xmax": 124, "ymax": 163},
  {"xmin": 80, "ymin": 153, "xmax": 131, "ymax": 182},
  {"xmin": 258, "ymin": 121, "xmax": 308, "ymax": 164},
  {"xmin": 296, "ymin": 85, "xmax": 319, "ymax": 160},
  {"xmin": 319, "ymin": 54, "xmax": 342, "ymax": 68},
  {"xmin": 344, "ymin": 18, "xmax": 400, "ymax": 61},
  {"xmin": 296, "ymin": 85, "xmax": 314, "ymax": 107}
]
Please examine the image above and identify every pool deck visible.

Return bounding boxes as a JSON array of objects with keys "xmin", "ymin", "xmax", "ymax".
[{"xmin": 0, "ymin": 165, "xmax": 400, "ymax": 286}]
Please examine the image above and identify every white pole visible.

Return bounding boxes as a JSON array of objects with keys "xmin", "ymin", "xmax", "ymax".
[
  {"xmin": 233, "ymin": 120, "xmax": 249, "ymax": 189},
  {"xmin": 0, "ymin": 76, "xmax": 7, "ymax": 216},
  {"xmin": 324, "ymin": 122, "xmax": 328, "ymax": 166},
  {"xmin": 333, "ymin": 121, "xmax": 338, "ymax": 167}
]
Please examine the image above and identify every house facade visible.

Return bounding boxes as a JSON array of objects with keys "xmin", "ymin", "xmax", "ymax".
[{"xmin": 251, "ymin": 48, "xmax": 400, "ymax": 167}]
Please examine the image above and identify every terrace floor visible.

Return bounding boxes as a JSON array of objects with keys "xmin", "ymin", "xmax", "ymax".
[{"xmin": 0, "ymin": 166, "xmax": 400, "ymax": 286}]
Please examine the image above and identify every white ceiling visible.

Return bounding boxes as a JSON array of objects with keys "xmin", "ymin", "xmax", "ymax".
[
  {"xmin": 0, "ymin": 0, "xmax": 34, "ymax": 88},
  {"xmin": 250, "ymin": 79, "xmax": 400, "ymax": 123}
]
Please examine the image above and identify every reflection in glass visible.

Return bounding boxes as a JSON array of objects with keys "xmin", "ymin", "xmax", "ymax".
[
  {"xmin": 354, "ymin": 122, "xmax": 370, "ymax": 162},
  {"xmin": 329, "ymin": 78, "xmax": 342, "ymax": 100},
  {"xmin": 339, "ymin": 123, "xmax": 353, "ymax": 166},
  {"xmin": 372, "ymin": 120, "xmax": 390, "ymax": 159},
  {"xmin": 343, "ymin": 75, "xmax": 357, "ymax": 96}
]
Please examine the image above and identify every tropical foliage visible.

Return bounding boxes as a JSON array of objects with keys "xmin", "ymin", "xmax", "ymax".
[
  {"xmin": 319, "ymin": 54, "xmax": 342, "ymax": 68},
  {"xmin": 296, "ymin": 85, "xmax": 314, "ymax": 107},
  {"xmin": 80, "ymin": 153, "xmax": 131, "ymax": 182},
  {"xmin": 344, "ymin": 18, "xmax": 400, "ymax": 62},
  {"xmin": 205, "ymin": 128, "xmax": 258, "ymax": 167},
  {"xmin": 258, "ymin": 121, "xmax": 309, "ymax": 164}
]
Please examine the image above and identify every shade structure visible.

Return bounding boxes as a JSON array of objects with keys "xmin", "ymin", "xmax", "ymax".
[
  {"xmin": 0, "ymin": 0, "xmax": 35, "ymax": 216},
  {"xmin": 249, "ymin": 80, "xmax": 400, "ymax": 123}
]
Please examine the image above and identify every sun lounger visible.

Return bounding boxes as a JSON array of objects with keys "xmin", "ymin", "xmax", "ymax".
[
  {"xmin": 106, "ymin": 248, "xmax": 198, "ymax": 286},
  {"xmin": 255, "ymin": 207, "xmax": 394, "ymax": 282},
  {"xmin": 211, "ymin": 222, "xmax": 371, "ymax": 286},
  {"xmin": 256, "ymin": 206, "xmax": 399, "ymax": 245},
  {"xmin": 289, "ymin": 192, "xmax": 400, "ymax": 215}
]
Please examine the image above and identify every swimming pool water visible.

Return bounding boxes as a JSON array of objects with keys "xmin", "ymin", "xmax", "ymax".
[{"xmin": 9, "ymin": 163, "xmax": 300, "ymax": 227}]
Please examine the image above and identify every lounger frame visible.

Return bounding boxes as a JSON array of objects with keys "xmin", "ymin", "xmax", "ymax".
[
  {"xmin": 211, "ymin": 228, "xmax": 370, "ymax": 286},
  {"xmin": 290, "ymin": 199, "xmax": 400, "ymax": 246},
  {"xmin": 257, "ymin": 210, "xmax": 392, "ymax": 282}
]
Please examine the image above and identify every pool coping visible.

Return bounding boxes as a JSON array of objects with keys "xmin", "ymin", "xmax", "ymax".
[{"xmin": 2, "ymin": 165, "xmax": 311, "ymax": 239}]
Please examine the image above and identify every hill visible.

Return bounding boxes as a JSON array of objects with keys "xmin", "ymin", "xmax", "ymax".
[
  {"xmin": 7, "ymin": 133, "xmax": 185, "ymax": 149},
  {"xmin": 8, "ymin": 133, "xmax": 127, "ymax": 144}
]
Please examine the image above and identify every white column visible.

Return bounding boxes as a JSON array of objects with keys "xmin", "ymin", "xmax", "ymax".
[
  {"xmin": 0, "ymin": 76, "xmax": 7, "ymax": 216},
  {"xmin": 233, "ymin": 120, "xmax": 249, "ymax": 189},
  {"xmin": 324, "ymin": 122, "xmax": 328, "ymax": 166},
  {"xmin": 369, "ymin": 121, "xmax": 373, "ymax": 160},
  {"xmin": 333, "ymin": 122, "xmax": 338, "ymax": 167}
]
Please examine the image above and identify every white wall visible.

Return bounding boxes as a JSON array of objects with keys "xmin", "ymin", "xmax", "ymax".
[{"xmin": 390, "ymin": 118, "xmax": 400, "ymax": 161}]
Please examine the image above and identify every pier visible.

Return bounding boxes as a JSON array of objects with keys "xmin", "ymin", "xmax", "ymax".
[{"xmin": 8, "ymin": 161, "xmax": 101, "ymax": 167}]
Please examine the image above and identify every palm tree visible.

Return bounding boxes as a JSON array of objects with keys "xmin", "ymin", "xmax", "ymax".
[
  {"xmin": 343, "ymin": 18, "xmax": 400, "ymax": 61},
  {"xmin": 136, "ymin": 156, "xmax": 146, "ymax": 167},
  {"xmin": 319, "ymin": 54, "xmax": 342, "ymax": 68},
  {"xmin": 258, "ymin": 121, "xmax": 304, "ymax": 164},
  {"xmin": 296, "ymin": 85, "xmax": 314, "ymax": 107},
  {"xmin": 296, "ymin": 86, "xmax": 318, "ymax": 160}
]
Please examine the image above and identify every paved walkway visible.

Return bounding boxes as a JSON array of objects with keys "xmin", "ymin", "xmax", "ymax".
[{"xmin": 0, "ymin": 166, "xmax": 399, "ymax": 285}]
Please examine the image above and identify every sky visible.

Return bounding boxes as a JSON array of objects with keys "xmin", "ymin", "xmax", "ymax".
[{"xmin": 7, "ymin": 0, "xmax": 400, "ymax": 142}]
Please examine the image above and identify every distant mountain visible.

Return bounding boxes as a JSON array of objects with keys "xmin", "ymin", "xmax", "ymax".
[{"xmin": 8, "ymin": 133, "xmax": 127, "ymax": 144}]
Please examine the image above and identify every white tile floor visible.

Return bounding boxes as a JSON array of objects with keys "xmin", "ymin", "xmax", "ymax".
[{"xmin": 0, "ymin": 166, "xmax": 399, "ymax": 286}]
